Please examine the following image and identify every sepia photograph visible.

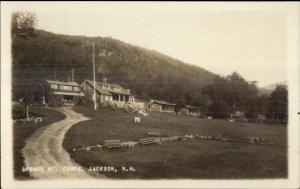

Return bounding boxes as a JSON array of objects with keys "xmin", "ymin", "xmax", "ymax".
[{"xmin": 1, "ymin": 2, "xmax": 299, "ymax": 189}]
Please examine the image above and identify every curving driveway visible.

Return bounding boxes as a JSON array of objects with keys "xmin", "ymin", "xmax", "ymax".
[{"xmin": 22, "ymin": 107, "xmax": 105, "ymax": 179}]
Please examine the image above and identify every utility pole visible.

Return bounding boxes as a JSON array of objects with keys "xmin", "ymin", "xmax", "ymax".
[
  {"xmin": 54, "ymin": 66, "xmax": 56, "ymax": 80},
  {"xmin": 71, "ymin": 68, "xmax": 74, "ymax": 82},
  {"xmin": 92, "ymin": 43, "xmax": 97, "ymax": 110}
]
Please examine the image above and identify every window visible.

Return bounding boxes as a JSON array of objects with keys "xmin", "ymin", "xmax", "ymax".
[
  {"xmin": 60, "ymin": 85, "xmax": 72, "ymax": 91},
  {"xmin": 114, "ymin": 87, "xmax": 121, "ymax": 92},
  {"xmin": 50, "ymin": 84, "xmax": 58, "ymax": 89},
  {"xmin": 74, "ymin": 87, "xmax": 80, "ymax": 92},
  {"xmin": 152, "ymin": 104, "xmax": 160, "ymax": 108}
]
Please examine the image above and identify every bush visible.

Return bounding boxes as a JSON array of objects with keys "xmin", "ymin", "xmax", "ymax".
[{"xmin": 208, "ymin": 101, "xmax": 232, "ymax": 119}]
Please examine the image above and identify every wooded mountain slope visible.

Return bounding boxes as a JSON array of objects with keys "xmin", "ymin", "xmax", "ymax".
[{"xmin": 12, "ymin": 30, "xmax": 217, "ymax": 105}]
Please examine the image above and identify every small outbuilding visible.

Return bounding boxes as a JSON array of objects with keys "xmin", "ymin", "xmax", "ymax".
[
  {"xmin": 148, "ymin": 100, "xmax": 176, "ymax": 113},
  {"xmin": 181, "ymin": 105, "xmax": 201, "ymax": 116}
]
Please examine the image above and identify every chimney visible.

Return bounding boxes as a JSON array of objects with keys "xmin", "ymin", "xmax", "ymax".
[{"xmin": 102, "ymin": 77, "xmax": 107, "ymax": 83}]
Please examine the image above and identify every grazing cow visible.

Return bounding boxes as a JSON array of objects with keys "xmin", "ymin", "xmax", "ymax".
[{"xmin": 134, "ymin": 116, "xmax": 141, "ymax": 124}]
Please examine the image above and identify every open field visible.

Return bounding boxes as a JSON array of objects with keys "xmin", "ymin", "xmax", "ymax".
[
  {"xmin": 63, "ymin": 106, "xmax": 287, "ymax": 179},
  {"xmin": 13, "ymin": 105, "xmax": 65, "ymax": 179}
]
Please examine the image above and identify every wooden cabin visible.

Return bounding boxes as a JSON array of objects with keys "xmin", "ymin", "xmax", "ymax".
[
  {"xmin": 148, "ymin": 100, "xmax": 176, "ymax": 113},
  {"xmin": 181, "ymin": 105, "xmax": 201, "ymax": 116}
]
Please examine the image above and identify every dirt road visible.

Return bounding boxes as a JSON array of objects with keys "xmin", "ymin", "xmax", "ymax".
[{"xmin": 22, "ymin": 107, "xmax": 105, "ymax": 179}]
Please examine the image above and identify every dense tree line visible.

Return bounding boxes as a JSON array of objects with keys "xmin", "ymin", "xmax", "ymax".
[{"xmin": 202, "ymin": 72, "xmax": 287, "ymax": 123}]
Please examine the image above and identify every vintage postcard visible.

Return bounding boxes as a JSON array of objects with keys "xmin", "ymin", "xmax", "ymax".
[{"xmin": 1, "ymin": 2, "xmax": 300, "ymax": 189}]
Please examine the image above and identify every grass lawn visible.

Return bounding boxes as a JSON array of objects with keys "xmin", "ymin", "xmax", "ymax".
[
  {"xmin": 13, "ymin": 105, "xmax": 65, "ymax": 179},
  {"xmin": 64, "ymin": 105, "xmax": 287, "ymax": 179}
]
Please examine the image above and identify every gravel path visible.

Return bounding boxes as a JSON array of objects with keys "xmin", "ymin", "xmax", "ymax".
[{"xmin": 22, "ymin": 107, "xmax": 105, "ymax": 179}]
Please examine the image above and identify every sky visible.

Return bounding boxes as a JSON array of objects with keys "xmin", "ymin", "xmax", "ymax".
[{"xmin": 10, "ymin": 2, "xmax": 288, "ymax": 87}]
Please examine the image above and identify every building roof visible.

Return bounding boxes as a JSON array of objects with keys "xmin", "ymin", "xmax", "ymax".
[
  {"xmin": 45, "ymin": 80, "xmax": 80, "ymax": 86},
  {"xmin": 149, "ymin": 100, "xmax": 176, "ymax": 106},
  {"xmin": 52, "ymin": 91, "xmax": 85, "ymax": 96},
  {"xmin": 84, "ymin": 80, "xmax": 112, "ymax": 95},
  {"xmin": 44, "ymin": 80, "xmax": 85, "ymax": 96},
  {"xmin": 84, "ymin": 80, "xmax": 132, "ymax": 96},
  {"xmin": 97, "ymin": 81, "xmax": 122, "ymax": 89},
  {"xmin": 185, "ymin": 105, "xmax": 199, "ymax": 109}
]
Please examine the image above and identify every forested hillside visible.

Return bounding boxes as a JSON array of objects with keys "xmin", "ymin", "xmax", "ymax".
[
  {"xmin": 12, "ymin": 12, "xmax": 287, "ymax": 123},
  {"xmin": 12, "ymin": 30, "xmax": 217, "ymax": 106}
]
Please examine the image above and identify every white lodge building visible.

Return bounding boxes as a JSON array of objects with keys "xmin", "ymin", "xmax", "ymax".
[{"xmin": 82, "ymin": 79, "xmax": 134, "ymax": 106}]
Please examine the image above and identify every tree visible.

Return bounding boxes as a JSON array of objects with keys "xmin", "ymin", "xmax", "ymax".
[
  {"xmin": 12, "ymin": 11, "xmax": 37, "ymax": 37},
  {"xmin": 208, "ymin": 101, "xmax": 232, "ymax": 119},
  {"xmin": 226, "ymin": 72, "xmax": 258, "ymax": 110},
  {"xmin": 175, "ymin": 96, "xmax": 186, "ymax": 113},
  {"xmin": 268, "ymin": 85, "xmax": 287, "ymax": 122},
  {"xmin": 16, "ymin": 81, "xmax": 49, "ymax": 120},
  {"xmin": 203, "ymin": 72, "xmax": 259, "ymax": 120},
  {"xmin": 202, "ymin": 76, "xmax": 230, "ymax": 102}
]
